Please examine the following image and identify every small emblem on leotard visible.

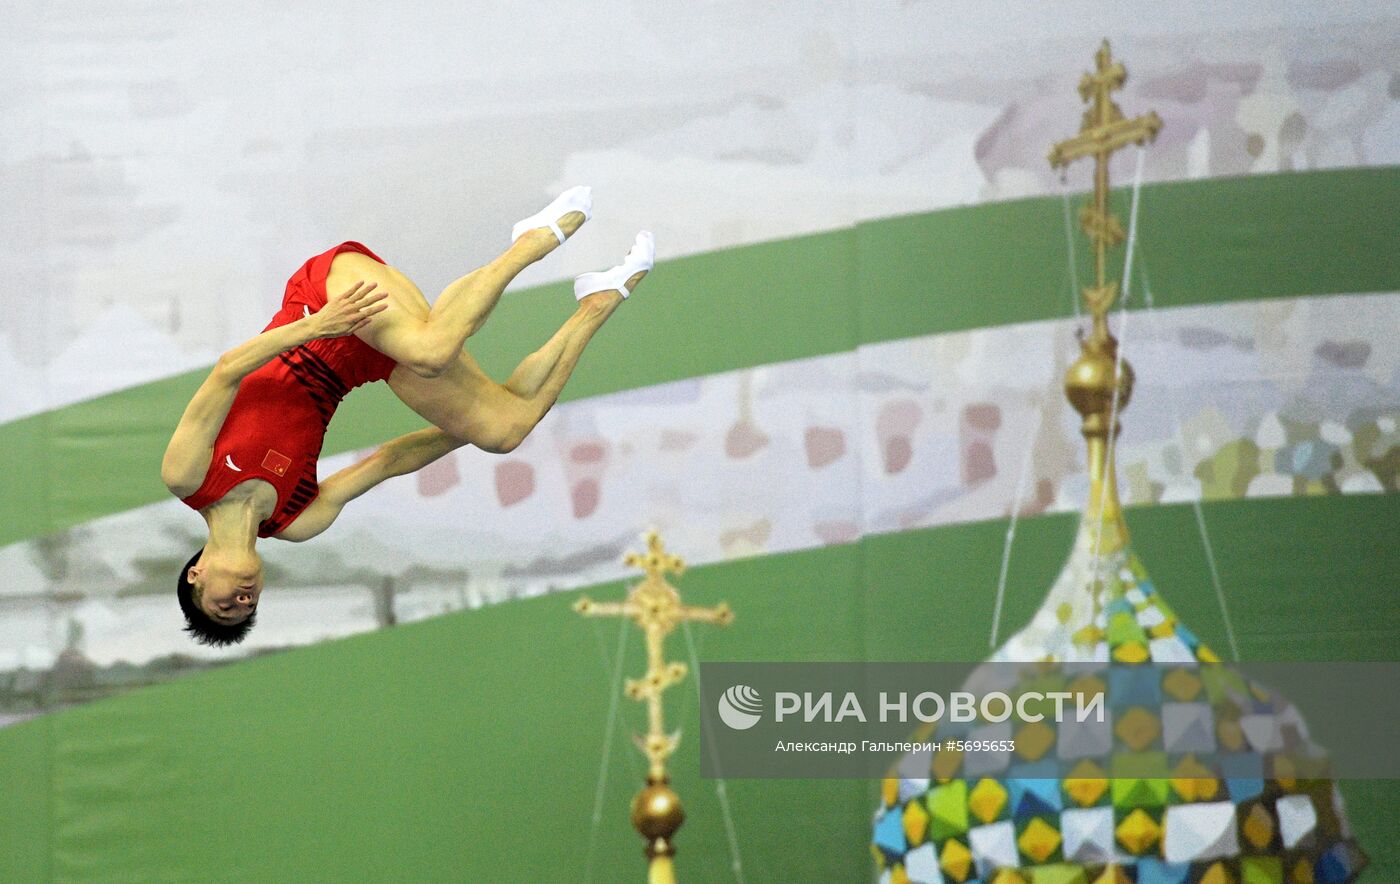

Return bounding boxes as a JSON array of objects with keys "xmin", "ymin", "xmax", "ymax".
[
  {"xmin": 303, "ymin": 305, "xmax": 312, "ymax": 318},
  {"xmin": 225, "ymin": 455, "xmax": 243, "ymax": 472},
  {"xmin": 263, "ymin": 449, "xmax": 292, "ymax": 477}
]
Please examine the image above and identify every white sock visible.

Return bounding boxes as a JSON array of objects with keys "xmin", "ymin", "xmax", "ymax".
[
  {"xmin": 511, "ymin": 185, "xmax": 592, "ymax": 245},
  {"xmin": 573, "ymin": 231, "xmax": 655, "ymax": 300}
]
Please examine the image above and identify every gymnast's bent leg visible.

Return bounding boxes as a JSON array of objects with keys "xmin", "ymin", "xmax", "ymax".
[
  {"xmin": 323, "ymin": 192, "xmax": 652, "ymax": 452},
  {"xmin": 328, "ymin": 187, "xmax": 592, "ymax": 381},
  {"xmin": 385, "ymin": 275, "xmax": 642, "ymax": 454}
]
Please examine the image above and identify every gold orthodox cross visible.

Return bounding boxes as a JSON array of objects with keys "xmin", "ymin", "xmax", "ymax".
[
  {"xmin": 1048, "ymin": 39, "xmax": 1161, "ymax": 343},
  {"xmin": 1049, "ymin": 41, "xmax": 1160, "ymax": 560},
  {"xmin": 574, "ymin": 532, "xmax": 734, "ymax": 880}
]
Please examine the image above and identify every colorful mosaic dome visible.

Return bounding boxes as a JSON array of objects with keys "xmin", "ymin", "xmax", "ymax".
[{"xmin": 869, "ymin": 520, "xmax": 1369, "ymax": 884}]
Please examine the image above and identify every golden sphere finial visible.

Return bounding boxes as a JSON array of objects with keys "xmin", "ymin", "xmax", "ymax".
[
  {"xmin": 1064, "ymin": 336, "xmax": 1134, "ymax": 435},
  {"xmin": 631, "ymin": 778, "xmax": 685, "ymax": 847}
]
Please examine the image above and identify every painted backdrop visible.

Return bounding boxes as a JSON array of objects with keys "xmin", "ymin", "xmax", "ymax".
[{"xmin": 0, "ymin": 2, "xmax": 1397, "ymax": 881}]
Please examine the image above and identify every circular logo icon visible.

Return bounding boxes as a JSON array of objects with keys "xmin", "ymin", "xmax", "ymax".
[{"xmin": 718, "ymin": 684, "xmax": 763, "ymax": 730}]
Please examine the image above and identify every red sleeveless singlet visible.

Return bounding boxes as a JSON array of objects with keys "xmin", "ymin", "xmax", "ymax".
[{"xmin": 180, "ymin": 241, "xmax": 398, "ymax": 537}]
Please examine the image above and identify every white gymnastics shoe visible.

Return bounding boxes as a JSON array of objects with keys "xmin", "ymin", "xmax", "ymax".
[
  {"xmin": 511, "ymin": 185, "xmax": 592, "ymax": 245},
  {"xmin": 573, "ymin": 231, "xmax": 654, "ymax": 300}
]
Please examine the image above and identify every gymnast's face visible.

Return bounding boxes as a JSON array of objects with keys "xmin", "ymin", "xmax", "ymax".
[{"xmin": 190, "ymin": 549, "xmax": 263, "ymax": 625}]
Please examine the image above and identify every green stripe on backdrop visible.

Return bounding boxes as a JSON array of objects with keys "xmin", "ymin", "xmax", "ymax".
[
  {"xmin": 0, "ymin": 715, "xmax": 51, "ymax": 882},
  {"xmin": 0, "ymin": 493, "xmax": 1396, "ymax": 881},
  {"xmin": 1, "ymin": 166, "xmax": 1397, "ymax": 547},
  {"xmin": 855, "ymin": 165, "xmax": 1400, "ymax": 343}
]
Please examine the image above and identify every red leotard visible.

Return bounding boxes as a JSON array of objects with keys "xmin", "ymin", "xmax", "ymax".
[{"xmin": 180, "ymin": 242, "xmax": 398, "ymax": 537}]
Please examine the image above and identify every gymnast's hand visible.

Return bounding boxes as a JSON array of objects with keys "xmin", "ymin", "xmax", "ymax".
[{"xmin": 306, "ymin": 280, "xmax": 389, "ymax": 338}]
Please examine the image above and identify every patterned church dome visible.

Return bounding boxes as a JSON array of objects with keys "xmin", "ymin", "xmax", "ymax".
[
  {"xmin": 869, "ymin": 520, "xmax": 1369, "ymax": 884},
  {"xmin": 871, "ymin": 41, "xmax": 1367, "ymax": 884}
]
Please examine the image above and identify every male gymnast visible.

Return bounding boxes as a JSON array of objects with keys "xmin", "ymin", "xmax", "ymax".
[{"xmin": 160, "ymin": 187, "xmax": 651, "ymax": 646}]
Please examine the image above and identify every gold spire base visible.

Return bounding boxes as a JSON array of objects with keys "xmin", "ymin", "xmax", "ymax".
[
  {"xmin": 647, "ymin": 855, "xmax": 677, "ymax": 884},
  {"xmin": 1065, "ymin": 334, "xmax": 1133, "ymax": 554}
]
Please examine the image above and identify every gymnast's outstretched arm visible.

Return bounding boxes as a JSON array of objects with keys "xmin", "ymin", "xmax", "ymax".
[
  {"xmin": 160, "ymin": 281, "xmax": 387, "ymax": 497},
  {"xmin": 272, "ymin": 427, "xmax": 465, "ymax": 542}
]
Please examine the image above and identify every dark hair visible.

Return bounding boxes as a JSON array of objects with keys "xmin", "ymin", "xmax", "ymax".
[{"xmin": 176, "ymin": 547, "xmax": 257, "ymax": 647}]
